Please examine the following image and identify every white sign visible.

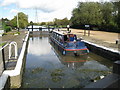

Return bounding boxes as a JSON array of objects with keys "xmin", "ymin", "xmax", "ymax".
[
  {"xmin": 0, "ymin": 30, "xmax": 4, "ymax": 37},
  {"xmin": 85, "ymin": 25, "xmax": 90, "ymax": 28}
]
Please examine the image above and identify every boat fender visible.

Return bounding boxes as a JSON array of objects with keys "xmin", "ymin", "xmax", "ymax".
[
  {"xmin": 87, "ymin": 50, "xmax": 89, "ymax": 53},
  {"xmin": 63, "ymin": 51, "xmax": 66, "ymax": 55}
]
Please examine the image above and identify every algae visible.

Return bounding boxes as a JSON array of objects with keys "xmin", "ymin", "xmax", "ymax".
[
  {"xmin": 31, "ymin": 67, "xmax": 44, "ymax": 74},
  {"xmin": 51, "ymin": 69, "xmax": 65, "ymax": 82}
]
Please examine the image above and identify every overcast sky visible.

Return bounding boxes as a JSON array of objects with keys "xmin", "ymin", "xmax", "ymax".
[{"xmin": 0, "ymin": 0, "xmax": 112, "ymax": 22}]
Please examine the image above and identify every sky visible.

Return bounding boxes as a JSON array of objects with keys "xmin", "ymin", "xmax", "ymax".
[{"xmin": 0, "ymin": 0, "xmax": 112, "ymax": 23}]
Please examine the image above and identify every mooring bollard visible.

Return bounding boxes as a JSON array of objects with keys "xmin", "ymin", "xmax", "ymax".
[
  {"xmin": 116, "ymin": 39, "xmax": 120, "ymax": 44},
  {"xmin": 39, "ymin": 27, "xmax": 42, "ymax": 31},
  {"xmin": 113, "ymin": 60, "xmax": 120, "ymax": 75},
  {"xmin": 2, "ymin": 48, "xmax": 6, "ymax": 70}
]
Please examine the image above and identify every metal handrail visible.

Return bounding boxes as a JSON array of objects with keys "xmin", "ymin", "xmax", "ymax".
[
  {"xmin": 0, "ymin": 41, "xmax": 18, "ymax": 70},
  {"xmin": 0, "ymin": 42, "xmax": 9, "ymax": 51}
]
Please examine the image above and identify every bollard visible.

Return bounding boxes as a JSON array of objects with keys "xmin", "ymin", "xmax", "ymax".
[
  {"xmin": 88, "ymin": 30, "xmax": 90, "ymax": 36},
  {"xmin": 39, "ymin": 27, "xmax": 42, "ymax": 31},
  {"xmin": 113, "ymin": 60, "xmax": 120, "ymax": 75},
  {"xmin": 84, "ymin": 30, "xmax": 86, "ymax": 36},
  {"xmin": 116, "ymin": 39, "xmax": 120, "ymax": 44},
  {"xmin": 2, "ymin": 48, "xmax": 6, "ymax": 70}
]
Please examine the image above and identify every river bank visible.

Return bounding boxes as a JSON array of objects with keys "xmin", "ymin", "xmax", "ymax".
[{"xmin": 70, "ymin": 28, "xmax": 119, "ymax": 51}]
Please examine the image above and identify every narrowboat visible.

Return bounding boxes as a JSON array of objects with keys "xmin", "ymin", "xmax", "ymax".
[{"xmin": 50, "ymin": 29, "xmax": 89, "ymax": 56}]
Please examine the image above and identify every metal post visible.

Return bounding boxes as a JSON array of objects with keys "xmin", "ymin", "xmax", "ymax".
[
  {"xmin": 2, "ymin": 48, "xmax": 6, "ymax": 70},
  {"xmin": 39, "ymin": 27, "xmax": 42, "ymax": 31},
  {"xmin": 67, "ymin": 25, "xmax": 70, "ymax": 31},
  {"xmin": 48, "ymin": 26, "xmax": 50, "ymax": 32},
  {"xmin": 18, "ymin": 28, "xmax": 19, "ymax": 32},
  {"xmin": 32, "ymin": 25, "xmax": 33, "ymax": 32}
]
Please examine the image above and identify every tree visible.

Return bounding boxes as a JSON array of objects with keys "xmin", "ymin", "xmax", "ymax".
[
  {"xmin": 1, "ymin": 18, "xmax": 12, "ymax": 32},
  {"xmin": 40, "ymin": 22, "xmax": 46, "ymax": 26},
  {"xmin": 70, "ymin": 2, "xmax": 119, "ymax": 32},
  {"xmin": 10, "ymin": 12, "xmax": 28, "ymax": 29},
  {"xmin": 114, "ymin": 1, "xmax": 120, "ymax": 32},
  {"xmin": 70, "ymin": 2, "xmax": 103, "ymax": 29},
  {"xmin": 53, "ymin": 18, "xmax": 69, "ymax": 27}
]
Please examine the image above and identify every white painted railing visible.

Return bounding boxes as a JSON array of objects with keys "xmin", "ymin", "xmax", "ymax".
[{"xmin": 9, "ymin": 41, "xmax": 18, "ymax": 59}]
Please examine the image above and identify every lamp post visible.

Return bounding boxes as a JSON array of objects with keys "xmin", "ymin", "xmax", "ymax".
[
  {"xmin": 17, "ymin": 12, "xmax": 19, "ymax": 32},
  {"xmin": 67, "ymin": 25, "xmax": 70, "ymax": 31},
  {"xmin": 30, "ymin": 21, "xmax": 33, "ymax": 32}
]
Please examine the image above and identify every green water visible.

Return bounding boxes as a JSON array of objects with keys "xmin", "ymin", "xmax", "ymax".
[{"xmin": 21, "ymin": 36, "xmax": 113, "ymax": 88}]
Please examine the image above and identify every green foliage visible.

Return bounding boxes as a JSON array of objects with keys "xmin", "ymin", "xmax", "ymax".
[
  {"xmin": 70, "ymin": 2, "xmax": 120, "ymax": 32},
  {"xmin": 40, "ymin": 22, "xmax": 46, "ymax": 25},
  {"xmin": 0, "ymin": 42, "xmax": 7, "ymax": 47},
  {"xmin": 53, "ymin": 18, "xmax": 69, "ymax": 28},
  {"xmin": 34, "ymin": 17, "xmax": 69, "ymax": 28},
  {"xmin": 1, "ymin": 18, "xmax": 12, "ymax": 32},
  {"xmin": 4, "ymin": 26, "xmax": 12, "ymax": 32},
  {"xmin": 9, "ymin": 12, "xmax": 28, "ymax": 29}
]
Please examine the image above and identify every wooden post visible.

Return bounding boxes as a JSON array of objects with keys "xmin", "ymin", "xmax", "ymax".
[
  {"xmin": 2, "ymin": 48, "xmax": 6, "ymax": 70},
  {"xmin": 88, "ymin": 30, "xmax": 90, "ymax": 36},
  {"xmin": 84, "ymin": 30, "xmax": 86, "ymax": 36}
]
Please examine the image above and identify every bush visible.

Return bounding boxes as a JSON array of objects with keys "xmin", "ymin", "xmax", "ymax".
[{"xmin": 5, "ymin": 26, "xmax": 12, "ymax": 32}]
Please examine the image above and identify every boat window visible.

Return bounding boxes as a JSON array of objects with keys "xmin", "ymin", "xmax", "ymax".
[
  {"xmin": 64, "ymin": 35, "xmax": 68, "ymax": 41},
  {"xmin": 69, "ymin": 34, "xmax": 77, "ymax": 41}
]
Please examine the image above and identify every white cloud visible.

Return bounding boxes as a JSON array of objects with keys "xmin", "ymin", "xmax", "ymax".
[
  {"xmin": 10, "ymin": 9, "xmax": 19, "ymax": 13},
  {"xmin": 1, "ymin": 0, "xmax": 111, "ymax": 22},
  {"xmin": 28, "ymin": 37, "xmax": 51, "ymax": 56},
  {"xmin": 1, "ymin": 0, "xmax": 16, "ymax": 6}
]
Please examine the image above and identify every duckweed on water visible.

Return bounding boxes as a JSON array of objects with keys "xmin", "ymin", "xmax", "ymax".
[
  {"xmin": 52, "ymin": 77, "xmax": 61, "ymax": 82},
  {"xmin": 51, "ymin": 69, "xmax": 65, "ymax": 77},
  {"xmin": 51, "ymin": 69, "xmax": 65, "ymax": 82},
  {"xmin": 77, "ymin": 69, "xmax": 111, "ymax": 74},
  {"xmin": 31, "ymin": 67, "xmax": 44, "ymax": 74}
]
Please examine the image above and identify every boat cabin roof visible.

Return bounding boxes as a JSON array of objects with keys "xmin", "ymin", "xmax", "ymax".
[{"xmin": 53, "ymin": 30, "xmax": 73, "ymax": 36}]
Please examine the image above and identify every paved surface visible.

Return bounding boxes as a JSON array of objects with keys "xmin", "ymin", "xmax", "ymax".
[
  {"xmin": 70, "ymin": 28, "xmax": 120, "ymax": 51},
  {"xmin": 0, "ymin": 30, "xmax": 27, "ymax": 71}
]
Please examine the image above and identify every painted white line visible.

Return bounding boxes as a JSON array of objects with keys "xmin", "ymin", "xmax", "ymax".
[{"xmin": 83, "ymin": 40, "xmax": 120, "ymax": 54}]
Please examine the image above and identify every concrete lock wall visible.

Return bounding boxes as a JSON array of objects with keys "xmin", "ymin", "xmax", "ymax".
[
  {"xmin": 10, "ymin": 32, "xmax": 29, "ymax": 88},
  {"xmin": 84, "ymin": 40, "xmax": 120, "ymax": 61},
  {"xmin": 2, "ymin": 32, "xmax": 29, "ymax": 88},
  {"xmin": 82, "ymin": 40, "xmax": 120, "ymax": 89}
]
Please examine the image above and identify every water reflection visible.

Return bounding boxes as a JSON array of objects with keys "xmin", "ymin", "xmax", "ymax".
[
  {"xmin": 22, "ymin": 36, "xmax": 113, "ymax": 88},
  {"xmin": 28, "ymin": 37, "xmax": 51, "ymax": 56},
  {"xmin": 50, "ymin": 41, "xmax": 112, "ymax": 70}
]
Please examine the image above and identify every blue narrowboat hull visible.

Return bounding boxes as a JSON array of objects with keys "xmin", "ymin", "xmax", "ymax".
[{"xmin": 50, "ymin": 36, "xmax": 89, "ymax": 56}]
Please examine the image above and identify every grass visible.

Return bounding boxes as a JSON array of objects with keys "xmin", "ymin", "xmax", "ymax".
[
  {"xmin": 0, "ymin": 42, "xmax": 7, "ymax": 47},
  {"xmin": 3, "ymin": 31, "xmax": 20, "ymax": 36}
]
